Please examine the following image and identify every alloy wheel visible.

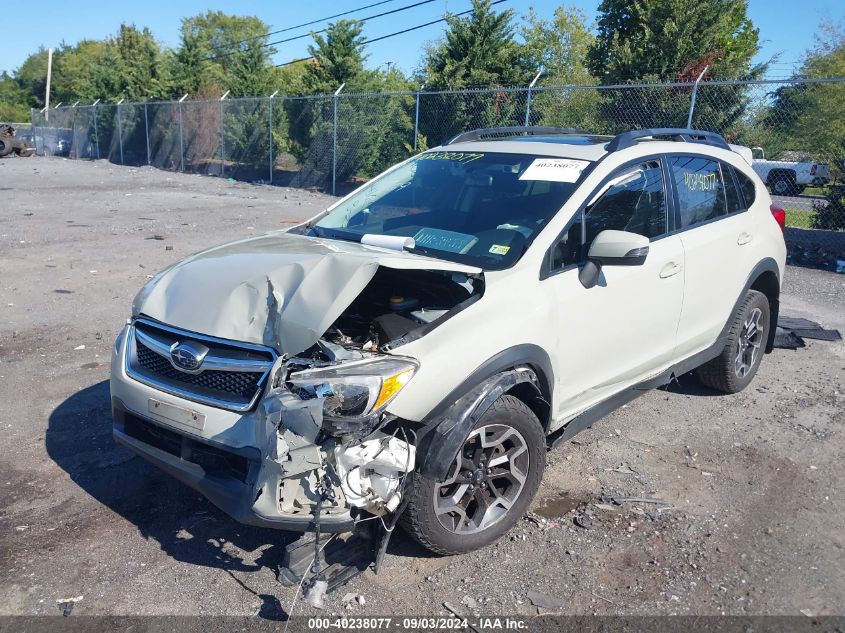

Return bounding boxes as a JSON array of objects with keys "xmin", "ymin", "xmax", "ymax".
[
  {"xmin": 433, "ymin": 424, "xmax": 529, "ymax": 534},
  {"xmin": 735, "ymin": 307, "xmax": 763, "ymax": 378}
]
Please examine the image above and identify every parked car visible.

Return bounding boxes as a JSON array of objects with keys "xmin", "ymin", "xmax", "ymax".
[
  {"xmin": 111, "ymin": 127, "xmax": 786, "ymax": 558},
  {"xmin": 751, "ymin": 147, "xmax": 830, "ymax": 195}
]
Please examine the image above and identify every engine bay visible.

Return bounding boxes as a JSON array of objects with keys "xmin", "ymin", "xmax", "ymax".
[{"xmin": 302, "ymin": 267, "xmax": 481, "ymax": 358}]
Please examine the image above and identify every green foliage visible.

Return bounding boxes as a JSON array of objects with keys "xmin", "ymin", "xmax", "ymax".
[
  {"xmin": 283, "ymin": 21, "xmax": 417, "ymax": 185},
  {"xmin": 587, "ymin": 0, "xmax": 760, "ymax": 83},
  {"xmin": 304, "ymin": 20, "xmax": 367, "ymax": 93},
  {"xmin": 423, "ymin": 0, "xmax": 529, "ymax": 89},
  {"xmin": 586, "ymin": 0, "xmax": 764, "ymax": 132},
  {"xmin": 812, "ymin": 186, "xmax": 845, "ymax": 231},
  {"xmin": 521, "ymin": 6, "xmax": 594, "ymax": 85},
  {"xmin": 0, "ymin": 72, "xmax": 30, "ymax": 121},
  {"xmin": 168, "ymin": 11, "xmax": 277, "ymax": 98},
  {"xmin": 765, "ymin": 22, "xmax": 845, "ymax": 175}
]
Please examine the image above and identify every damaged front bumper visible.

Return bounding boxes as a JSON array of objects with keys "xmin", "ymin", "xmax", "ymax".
[{"xmin": 110, "ymin": 324, "xmax": 415, "ymax": 533}]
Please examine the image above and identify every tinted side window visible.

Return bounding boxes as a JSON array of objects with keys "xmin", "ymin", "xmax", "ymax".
[
  {"xmin": 722, "ymin": 164, "xmax": 744, "ymax": 214},
  {"xmin": 734, "ymin": 168, "xmax": 756, "ymax": 208},
  {"xmin": 671, "ymin": 156, "xmax": 726, "ymax": 228},
  {"xmin": 551, "ymin": 160, "xmax": 666, "ymax": 269}
]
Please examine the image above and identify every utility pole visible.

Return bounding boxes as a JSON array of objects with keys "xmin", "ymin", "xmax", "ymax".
[{"xmin": 45, "ymin": 48, "xmax": 53, "ymax": 122}]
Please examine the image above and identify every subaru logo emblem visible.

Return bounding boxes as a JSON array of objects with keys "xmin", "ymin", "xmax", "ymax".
[{"xmin": 169, "ymin": 341, "xmax": 210, "ymax": 373}]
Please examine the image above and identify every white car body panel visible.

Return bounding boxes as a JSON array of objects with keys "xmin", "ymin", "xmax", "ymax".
[{"xmin": 111, "ymin": 130, "xmax": 787, "ymax": 534}]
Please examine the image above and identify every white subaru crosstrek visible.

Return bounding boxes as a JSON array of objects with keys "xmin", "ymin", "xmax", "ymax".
[{"xmin": 111, "ymin": 127, "xmax": 786, "ymax": 557}]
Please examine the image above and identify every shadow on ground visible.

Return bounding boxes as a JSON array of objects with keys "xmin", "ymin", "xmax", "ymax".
[{"xmin": 45, "ymin": 380, "xmax": 427, "ymax": 614}]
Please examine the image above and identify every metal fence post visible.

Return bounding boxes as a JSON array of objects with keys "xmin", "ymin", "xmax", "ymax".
[
  {"xmin": 332, "ymin": 83, "xmax": 345, "ymax": 196},
  {"xmin": 178, "ymin": 93, "xmax": 187, "ymax": 172},
  {"xmin": 116, "ymin": 99, "xmax": 125, "ymax": 165},
  {"xmin": 414, "ymin": 84, "xmax": 424, "ymax": 152},
  {"xmin": 686, "ymin": 65, "xmax": 709, "ymax": 128},
  {"xmin": 144, "ymin": 102, "xmax": 150, "ymax": 165},
  {"xmin": 219, "ymin": 90, "xmax": 229, "ymax": 177},
  {"xmin": 92, "ymin": 100, "xmax": 100, "ymax": 160},
  {"xmin": 269, "ymin": 91, "xmax": 278, "ymax": 185},
  {"xmin": 30, "ymin": 108, "xmax": 37, "ymax": 155},
  {"xmin": 524, "ymin": 70, "xmax": 542, "ymax": 126}
]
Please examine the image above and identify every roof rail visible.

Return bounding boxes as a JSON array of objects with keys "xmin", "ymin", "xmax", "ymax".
[
  {"xmin": 605, "ymin": 128, "xmax": 731, "ymax": 152},
  {"xmin": 446, "ymin": 126, "xmax": 591, "ymax": 145}
]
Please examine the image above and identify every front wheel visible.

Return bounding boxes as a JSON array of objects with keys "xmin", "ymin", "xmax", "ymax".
[
  {"xmin": 696, "ymin": 290, "xmax": 770, "ymax": 394},
  {"xmin": 402, "ymin": 395, "xmax": 545, "ymax": 555}
]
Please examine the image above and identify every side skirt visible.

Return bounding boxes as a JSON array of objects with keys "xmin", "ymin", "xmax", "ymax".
[{"xmin": 546, "ymin": 340, "xmax": 723, "ymax": 450}]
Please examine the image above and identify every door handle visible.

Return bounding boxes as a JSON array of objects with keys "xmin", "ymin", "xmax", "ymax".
[
  {"xmin": 737, "ymin": 232, "xmax": 754, "ymax": 245},
  {"xmin": 659, "ymin": 262, "xmax": 682, "ymax": 278}
]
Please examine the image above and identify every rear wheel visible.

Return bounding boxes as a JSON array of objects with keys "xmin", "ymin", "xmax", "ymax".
[
  {"xmin": 402, "ymin": 395, "xmax": 545, "ymax": 555},
  {"xmin": 770, "ymin": 174, "xmax": 797, "ymax": 196},
  {"xmin": 696, "ymin": 290, "xmax": 770, "ymax": 394}
]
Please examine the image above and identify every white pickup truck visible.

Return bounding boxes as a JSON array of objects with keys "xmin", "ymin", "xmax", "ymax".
[{"xmin": 751, "ymin": 147, "xmax": 831, "ymax": 195}]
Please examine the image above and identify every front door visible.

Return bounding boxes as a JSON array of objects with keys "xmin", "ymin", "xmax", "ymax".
[{"xmin": 544, "ymin": 158, "xmax": 685, "ymax": 421}]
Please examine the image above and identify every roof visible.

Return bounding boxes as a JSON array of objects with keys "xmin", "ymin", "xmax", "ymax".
[
  {"xmin": 442, "ymin": 138, "xmax": 611, "ymax": 161},
  {"xmin": 434, "ymin": 127, "xmax": 736, "ymax": 163}
]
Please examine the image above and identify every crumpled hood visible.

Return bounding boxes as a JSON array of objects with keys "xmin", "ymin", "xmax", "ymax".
[{"xmin": 133, "ymin": 231, "xmax": 480, "ymax": 354}]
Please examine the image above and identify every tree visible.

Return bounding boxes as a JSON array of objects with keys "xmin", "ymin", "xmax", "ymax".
[
  {"xmin": 586, "ymin": 0, "xmax": 764, "ymax": 132},
  {"xmin": 304, "ymin": 19, "xmax": 367, "ymax": 93},
  {"xmin": 587, "ymin": 0, "xmax": 760, "ymax": 83},
  {"xmin": 762, "ymin": 21, "xmax": 845, "ymax": 229},
  {"xmin": 423, "ymin": 0, "xmax": 528, "ymax": 89},
  {"xmin": 0, "ymin": 72, "xmax": 30, "ymax": 121},
  {"xmin": 520, "ymin": 5, "xmax": 601, "ymax": 129},
  {"xmin": 521, "ymin": 5, "xmax": 594, "ymax": 85},
  {"xmin": 113, "ymin": 24, "xmax": 170, "ymax": 101},
  {"xmin": 169, "ymin": 11, "xmax": 276, "ymax": 98},
  {"xmin": 418, "ymin": 0, "xmax": 531, "ymax": 145}
]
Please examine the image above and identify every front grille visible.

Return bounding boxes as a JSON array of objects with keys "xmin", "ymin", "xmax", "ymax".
[
  {"xmin": 122, "ymin": 412, "xmax": 253, "ymax": 483},
  {"xmin": 136, "ymin": 344, "xmax": 261, "ymax": 399},
  {"xmin": 126, "ymin": 318, "xmax": 276, "ymax": 412}
]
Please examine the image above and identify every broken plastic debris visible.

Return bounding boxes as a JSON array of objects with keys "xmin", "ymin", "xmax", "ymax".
[
  {"xmin": 56, "ymin": 595, "xmax": 83, "ymax": 617},
  {"xmin": 335, "ymin": 433, "xmax": 415, "ymax": 514},
  {"xmin": 304, "ymin": 579, "xmax": 328, "ymax": 609},
  {"xmin": 73, "ymin": 345, "xmax": 86, "ymax": 351},
  {"xmin": 527, "ymin": 590, "xmax": 564, "ymax": 610}
]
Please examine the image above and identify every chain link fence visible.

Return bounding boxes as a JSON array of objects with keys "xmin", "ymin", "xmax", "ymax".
[{"xmin": 26, "ymin": 78, "xmax": 845, "ymax": 268}]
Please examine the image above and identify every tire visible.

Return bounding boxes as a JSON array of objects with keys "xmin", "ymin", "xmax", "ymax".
[
  {"xmin": 0, "ymin": 137, "xmax": 14, "ymax": 157},
  {"xmin": 402, "ymin": 395, "xmax": 545, "ymax": 555},
  {"xmin": 14, "ymin": 147, "xmax": 34, "ymax": 158},
  {"xmin": 695, "ymin": 290, "xmax": 770, "ymax": 394},
  {"xmin": 770, "ymin": 174, "xmax": 797, "ymax": 196}
]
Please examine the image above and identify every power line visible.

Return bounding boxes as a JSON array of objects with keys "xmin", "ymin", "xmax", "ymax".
[
  {"xmin": 276, "ymin": 0, "xmax": 509, "ymax": 68},
  {"xmin": 208, "ymin": 0, "xmax": 437, "ymax": 62},
  {"xmin": 208, "ymin": 0, "xmax": 402, "ymax": 54}
]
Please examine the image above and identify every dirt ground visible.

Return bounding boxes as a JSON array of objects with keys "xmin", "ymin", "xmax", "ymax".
[{"xmin": 0, "ymin": 157, "xmax": 843, "ymax": 621}]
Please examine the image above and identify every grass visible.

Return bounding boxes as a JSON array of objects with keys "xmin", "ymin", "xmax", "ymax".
[{"xmin": 784, "ymin": 208, "xmax": 816, "ymax": 229}]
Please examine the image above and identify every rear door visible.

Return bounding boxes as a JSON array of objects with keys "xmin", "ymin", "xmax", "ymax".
[{"xmin": 669, "ymin": 155, "xmax": 755, "ymax": 358}]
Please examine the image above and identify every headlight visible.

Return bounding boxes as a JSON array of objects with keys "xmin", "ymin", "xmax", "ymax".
[{"xmin": 288, "ymin": 356, "xmax": 418, "ymax": 422}]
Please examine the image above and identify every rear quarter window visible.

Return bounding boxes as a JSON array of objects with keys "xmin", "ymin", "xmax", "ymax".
[
  {"xmin": 722, "ymin": 164, "xmax": 744, "ymax": 214},
  {"xmin": 734, "ymin": 167, "xmax": 757, "ymax": 208}
]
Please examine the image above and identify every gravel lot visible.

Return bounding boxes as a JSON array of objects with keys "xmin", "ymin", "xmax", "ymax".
[{"xmin": 1, "ymin": 157, "xmax": 843, "ymax": 620}]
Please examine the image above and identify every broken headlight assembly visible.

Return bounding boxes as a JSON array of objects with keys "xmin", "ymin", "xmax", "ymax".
[{"xmin": 287, "ymin": 356, "xmax": 418, "ymax": 434}]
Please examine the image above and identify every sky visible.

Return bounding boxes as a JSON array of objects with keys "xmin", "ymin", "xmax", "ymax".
[{"xmin": 1, "ymin": 0, "xmax": 842, "ymax": 85}]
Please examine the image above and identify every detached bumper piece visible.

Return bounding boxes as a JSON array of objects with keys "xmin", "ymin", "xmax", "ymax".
[{"xmin": 277, "ymin": 528, "xmax": 377, "ymax": 590}]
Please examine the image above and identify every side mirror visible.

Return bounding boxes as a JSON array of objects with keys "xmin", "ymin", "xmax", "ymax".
[
  {"xmin": 587, "ymin": 229, "xmax": 649, "ymax": 266},
  {"xmin": 579, "ymin": 230, "xmax": 649, "ymax": 289}
]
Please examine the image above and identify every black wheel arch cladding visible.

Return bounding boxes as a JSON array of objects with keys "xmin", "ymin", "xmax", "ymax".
[{"xmin": 415, "ymin": 345, "xmax": 553, "ymax": 481}]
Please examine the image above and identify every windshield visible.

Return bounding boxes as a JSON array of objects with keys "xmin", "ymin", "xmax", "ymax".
[{"xmin": 311, "ymin": 151, "xmax": 588, "ymax": 269}]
